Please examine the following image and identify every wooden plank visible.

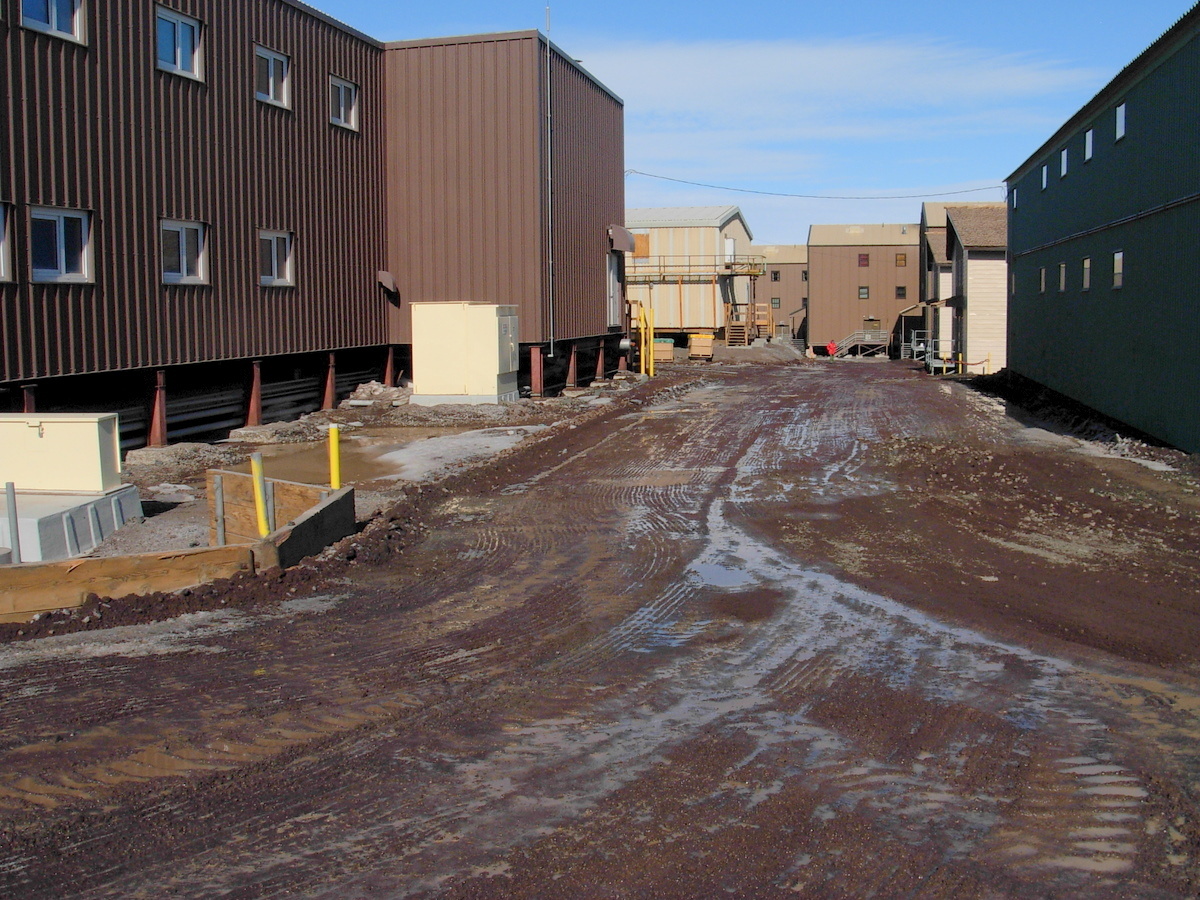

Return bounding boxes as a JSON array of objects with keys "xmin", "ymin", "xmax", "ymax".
[{"xmin": 0, "ymin": 546, "xmax": 257, "ymax": 623}]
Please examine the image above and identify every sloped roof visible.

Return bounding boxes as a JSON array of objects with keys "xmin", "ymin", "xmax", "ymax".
[
  {"xmin": 752, "ymin": 244, "xmax": 808, "ymax": 265},
  {"xmin": 925, "ymin": 226, "xmax": 951, "ymax": 267},
  {"xmin": 945, "ymin": 204, "xmax": 1008, "ymax": 250},
  {"xmin": 625, "ymin": 206, "xmax": 752, "ymax": 238},
  {"xmin": 921, "ymin": 201, "xmax": 1006, "ymax": 230},
  {"xmin": 1007, "ymin": 3, "xmax": 1200, "ymax": 182},
  {"xmin": 807, "ymin": 223, "xmax": 918, "ymax": 247}
]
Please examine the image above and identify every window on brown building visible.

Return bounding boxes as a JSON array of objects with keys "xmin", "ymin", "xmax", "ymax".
[
  {"xmin": 895, "ymin": 253, "xmax": 906, "ymax": 267},
  {"xmin": 895, "ymin": 285, "xmax": 906, "ymax": 300},
  {"xmin": 858, "ymin": 286, "xmax": 869, "ymax": 299},
  {"xmin": 858, "ymin": 253, "xmax": 870, "ymax": 267},
  {"xmin": 770, "ymin": 270, "xmax": 780, "ymax": 282}
]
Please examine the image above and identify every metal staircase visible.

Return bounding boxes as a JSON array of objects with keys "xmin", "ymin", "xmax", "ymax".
[{"xmin": 831, "ymin": 330, "xmax": 891, "ymax": 358}]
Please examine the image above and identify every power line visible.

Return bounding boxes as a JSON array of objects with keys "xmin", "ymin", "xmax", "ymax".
[{"xmin": 624, "ymin": 169, "xmax": 1006, "ymax": 201}]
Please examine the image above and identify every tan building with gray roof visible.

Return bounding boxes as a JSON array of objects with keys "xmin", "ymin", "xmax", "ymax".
[{"xmin": 624, "ymin": 207, "xmax": 765, "ymax": 341}]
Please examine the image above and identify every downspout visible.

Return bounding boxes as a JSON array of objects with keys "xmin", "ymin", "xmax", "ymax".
[{"xmin": 544, "ymin": 32, "xmax": 556, "ymax": 357}]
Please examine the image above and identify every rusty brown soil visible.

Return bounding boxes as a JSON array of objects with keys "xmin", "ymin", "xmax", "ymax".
[{"xmin": 2, "ymin": 360, "xmax": 1199, "ymax": 898}]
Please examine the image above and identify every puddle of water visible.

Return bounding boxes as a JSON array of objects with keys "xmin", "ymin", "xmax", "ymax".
[
  {"xmin": 229, "ymin": 426, "xmax": 477, "ymax": 485},
  {"xmin": 691, "ymin": 563, "xmax": 755, "ymax": 588}
]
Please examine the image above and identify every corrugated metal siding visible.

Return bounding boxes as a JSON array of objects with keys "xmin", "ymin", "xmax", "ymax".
[
  {"xmin": 384, "ymin": 33, "xmax": 623, "ymax": 347},
  {"xmin": 806, "ymin": 244, "xmax": 921, "ymax": 345},
  {"xmin": 544, "ymin": 41, "xmax": 624, "ymax": 344},
  {"xmin": 1, "ymin": 0, "xmax": 387, "ymax": 385},
  {"xmin": 383, "ymin": 34, "xmax": 543, "ymax": 345},
  {"xmin": 1007, "ymin": 25, "xmax": 1200, "ymax": 452}
]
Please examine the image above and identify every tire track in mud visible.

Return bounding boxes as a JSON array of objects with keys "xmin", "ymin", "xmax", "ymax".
[{"xmin": 0, "ymin": 364, "xmax": 1197, "ymax": 898}]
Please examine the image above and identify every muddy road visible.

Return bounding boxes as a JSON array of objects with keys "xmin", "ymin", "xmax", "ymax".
[{"xmin": 2, "ymin": 361, "xmax": 1200, "ymax": 898}]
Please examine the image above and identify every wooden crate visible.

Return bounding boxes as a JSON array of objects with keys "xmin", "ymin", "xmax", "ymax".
[{"xmin": 688, "ymin": 334, "xmax": 714, "ymax": 359}]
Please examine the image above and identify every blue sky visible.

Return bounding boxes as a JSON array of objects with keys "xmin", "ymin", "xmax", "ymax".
[{"xmin": 317, "ymin": 0, "xmax": 1193, "ymax": 243}]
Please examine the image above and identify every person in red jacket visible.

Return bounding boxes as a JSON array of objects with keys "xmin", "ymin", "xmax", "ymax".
[{"xmin": 825, "ymin": 340, "xmax": 838, "ymax": 357}]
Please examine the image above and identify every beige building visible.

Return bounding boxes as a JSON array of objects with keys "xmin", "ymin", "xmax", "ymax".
[
  {"xmin": 919, "ymin": 202, "xmax": 1005, "ymax": 368},
  {"xmin": 752, "ymin": 245, "xmax": 808, "ymax": 341},
  {"xmin": 806, "ymin": 224, "xmax": 920, "ymax": 353},
  {"xmin": 625, "ymin": 207, "xmax": 765, "ymax": 341},
  {"xmin": 945, "ymin": 205, "xmax": 1008, "ymax": 374}
]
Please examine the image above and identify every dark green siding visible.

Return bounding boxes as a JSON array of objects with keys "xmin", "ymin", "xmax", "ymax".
[{"xmin": 1007, "ymin": 21, "xmax": 1200, "ymax": 453}]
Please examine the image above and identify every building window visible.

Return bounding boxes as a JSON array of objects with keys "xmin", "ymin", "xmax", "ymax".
[
  {"xmin": 255, "ymin": 47, "xmax": 290, "ymax": 108},
  {"xmin": 0, "ymin": 205, "xmax": 10, "ymax": 282},
  {"xmin": 895, "ymin": 285, "xmax": 907, "ymax": 300},
  {"xmin": 858, "ymin": 286, "xmax": 869, "ymax": 299},
  {"xmin": 1058, "ymin": 262, "xmax": 1066, "ymax": 292},
  {"xmin": 22, "ymin": 0, "xmax": 83, "ymax": 41},
  {"xmin": 895, "ymin": 253, "xmax": 907, "ymax": 267},
  {"xmin": 1081, "ymin": 257, "xmax": 1091, "ymax": 291},
  {"xmin": 858, "ymin": 253, "xmax": 869, "ymax": 267},
  {"xmin": 157, "ymin": 7, "xmax": 201, "ymax": 79},
  {"xmin": 1116, "ymin": 103, "xmax": 1126, "ymax": 141},
  {"xmin": 1041, "ymin": 165, "xmax": 1048, "ymax": 190},
  {"xmin": 1113, "ymin": 251, "xmax": 1123, "ymax": 288},
  {"xmin": 31, "ymin": 207, "xmax": 91, "ymax": 283},
  {"xmin": 1011, "ymin": 188, "xmax": 1017, "ymax": 209},
  {"xmin": 802, "ymin": 270, "xmax": 808, "ymax": 282},
  {"xmin": 330, "ymin": 76, "xmax": 358, "ymax": 130},
  {"xmin": 259, "ymin": 230, "xmax": 293, "ymax": 286},
  {"xmin": 1085, "ymin": 129, "xmax": 1094, "ymax": 161},
  {"xmin": 769, "ymin": 270, "xmax": 780, "ymax": 282},
  {"xmin": 770, "ymin": 297, "xmax": 781, "ymax": 309},
  {"xmin": 1039, "ymin": 267, "xmax": 1046, "ymax": 293},
  {"xmin": 1060, "ymin": 148, "xmax": 1068, "ymax": 177},
  {"xmin": 161, "ymin": 220, "xmax": 207, "ymax": 284}
]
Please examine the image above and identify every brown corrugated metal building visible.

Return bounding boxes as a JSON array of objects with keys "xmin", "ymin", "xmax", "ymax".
[
  {"xmin": 806, "ymin": 224, "xmax": 920, "ymax": 351},
  {"xmin": 382, "ymin": 31, "xmax": 626, "ymax": 351},
  {"xmin": 0, "ymin": 3, "xmax": 625, "ymax": 444},
  {"xmin": 751, "ymin": 244, "xmax": 808, "ymax": 341}
]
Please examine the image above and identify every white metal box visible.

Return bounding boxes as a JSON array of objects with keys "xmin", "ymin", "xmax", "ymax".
[
  {"xmin": 410, "ymin": 302, "xmax": 520, "ymax": 405},
  {"xmin": 0, "ymin": 413, "xmax": 122, "ymax": 493}
]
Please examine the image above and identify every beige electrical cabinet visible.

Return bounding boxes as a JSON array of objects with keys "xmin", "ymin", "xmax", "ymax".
[
  {"xmin": 410, "ymin": 303, "xmax": 520, "ymax": 405},
  {"xmin": 0, "ymin": 413, "xmax": 122, "ymax": 493}
]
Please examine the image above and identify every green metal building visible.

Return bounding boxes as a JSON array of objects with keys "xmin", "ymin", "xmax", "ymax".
[{"xmin": 1006, "ymin": 3, "xmax": 1200, "ymax": 453}]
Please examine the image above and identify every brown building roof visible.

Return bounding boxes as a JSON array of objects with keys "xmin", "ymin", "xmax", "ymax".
[
  {"xmin": 808, "ymin": 223, "xmax": 918, "ymax": 247},
  {"xmin": 752, "ymin": 244, "xmax": 808, "ymax": 264},
  {"xmin": 945, "ymin": 205, "xmax": 1008, "ymax": 250}
]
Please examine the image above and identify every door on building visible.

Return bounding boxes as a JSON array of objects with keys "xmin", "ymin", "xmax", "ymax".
[
  {"xmin": 862, "ymin": 317, "xmax": 881, "ymax": 333},
  {"xmin": 607, "ymin": 251, "xmax": 624, "ymax": 328}
]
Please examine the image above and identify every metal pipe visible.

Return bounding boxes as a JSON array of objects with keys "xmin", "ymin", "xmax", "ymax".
[
  {"xmin": 213, "ymin": 474, "xmax": 226, "ymax": 547},
  {"xmin": 5, "ymin": 482, "xmax": 21, "ymax": 564},
  {"xmin": 251, "ymin": 453, "xmax": 270, "ymax": 538},
  {"xmin": 544, "ymin": 35, "xmax": 556, "ymax": 358}
]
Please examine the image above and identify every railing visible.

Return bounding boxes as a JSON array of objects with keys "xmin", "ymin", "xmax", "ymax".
[
  {"xmin": 625, "ymin": 254, "xmax": 766, "ymax": 281},
  {"xmin": 832, "ymin": 330, "xmax": 891, "ymax": 357}
]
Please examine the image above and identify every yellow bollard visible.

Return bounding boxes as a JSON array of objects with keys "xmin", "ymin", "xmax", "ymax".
[
  {"xmin": 328, "ymin": 424, "xmax": 342, "ymax": 490},
  {"xmin": 638, "ymin": 308, "xmax": 648, "ymax": 375},
  {"xmin": 957, "ymin": 352, "xmax": 964, "ymax": 375},
  {"xmin": 648, "ymin": 308, "xmax": 656, "ymax": 378},
  {"xmin": 250, "ymin": 452, "xmax": 270, "ymax": 538}
]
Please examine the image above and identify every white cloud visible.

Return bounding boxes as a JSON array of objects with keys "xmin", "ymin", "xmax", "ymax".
[{"xmin": 571, "ymin": 34, "xmax": 1098, "ymax": 241}]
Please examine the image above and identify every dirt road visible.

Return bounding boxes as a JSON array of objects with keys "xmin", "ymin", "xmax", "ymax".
[{"xmin": 2, "ymin": 360, "xmax": 1199, "ymax": 898}]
